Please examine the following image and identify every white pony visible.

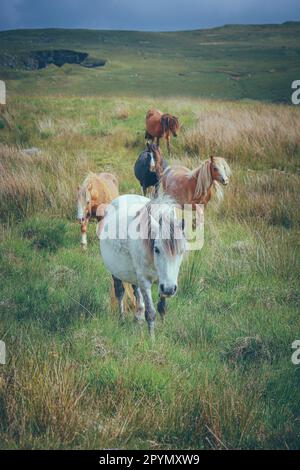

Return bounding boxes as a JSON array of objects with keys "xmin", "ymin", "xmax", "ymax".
[{"xmin": 100, "ymin": 194, "xmax": 186, "ymax": 337}]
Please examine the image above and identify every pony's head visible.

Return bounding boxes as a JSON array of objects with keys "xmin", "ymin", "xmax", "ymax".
[
  {"xmin": 77, "ymin": 182, "xmax": 92, "ymax": 223},
  {"xmin": 169, "ymin": 115, "xmax": 180, "ymax": 137},
  {"xmin": 141, "ymin": 196, "xmax": 186, "ymax": 297},
  {"xmin": 210, "ymin": 156, "xmax": 231, "ymax": 186},
  {"xmin": 147, "ymin": 143, "xmax": 164, "ymax": 175},
  {"xmin": 161, "ymin": 114, "xmax": 180, "ymax": 138}
]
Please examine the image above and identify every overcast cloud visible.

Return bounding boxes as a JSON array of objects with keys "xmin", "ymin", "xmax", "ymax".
[{"xmin": 0, "ymin": 0, "xmax": 299, "ymax": 31}]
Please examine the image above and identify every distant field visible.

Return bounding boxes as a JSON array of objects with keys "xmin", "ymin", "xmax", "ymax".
[{"xmin": 1, "ymin": 23, "xmax": 300, "ymax": 101}]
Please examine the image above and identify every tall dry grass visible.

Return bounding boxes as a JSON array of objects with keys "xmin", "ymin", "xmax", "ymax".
[
  {"xmin": 222, "ymin": 169, "xmax": 300, "ymax": 229},
  {"xmin": 0, "ymin": 145, "xmax": 90, "ymax": 221},
  {"xmin": 183, "ymin": 104, "xmax": 300, "ymax": 169},
  {"xmin": 0, "ymin": 354, "xmax": 89, "ymax": 448}
]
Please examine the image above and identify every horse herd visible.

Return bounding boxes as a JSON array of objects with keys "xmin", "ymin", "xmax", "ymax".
[{"xmin": 77, "ymin": 109, "xmax": 231, "ymax": 337}]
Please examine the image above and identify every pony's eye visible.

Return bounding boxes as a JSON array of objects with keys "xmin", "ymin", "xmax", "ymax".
[
  {"xmin": 213, "ymin": 167, "xmax": 218, "ymax": 171},
  {"xmin": 154, "ymin": 247, "xmax": 160, "ymax": 254}
]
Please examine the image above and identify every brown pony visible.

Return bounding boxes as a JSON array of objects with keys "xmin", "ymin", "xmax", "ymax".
[
  {"xmin": 145, "ymin": 108, "xmax": 180, "ymax": 155},
  {"xmin": 161, "ymin": 156, "xmax": 231, "ymax": 209},
  {"xmin": 77, "ymin": 172, "xmax": 119, "ymax": 248}
]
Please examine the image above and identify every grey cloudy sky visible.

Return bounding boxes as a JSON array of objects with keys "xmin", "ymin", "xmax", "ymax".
[{"xmin": 0, "ymin": 0, "xmax": 299, "ymax": 31}]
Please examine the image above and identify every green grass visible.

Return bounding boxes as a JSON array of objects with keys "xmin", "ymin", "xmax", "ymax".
[
  {"xmin": 0, "ymin": 27, "xmax": 300, "ymax": 448},
  {"xmin": 1, "ymin": 23, "xmax": 300, "ymax": 101},
  {"xmin": 1, "ymin": 212, "xmax": 299, "ymax": 449}
]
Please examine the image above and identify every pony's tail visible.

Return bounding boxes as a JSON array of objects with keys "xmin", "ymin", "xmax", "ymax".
[{"xmin": 110, "ymin": 279, "xmax": 136, "ymax": 313}]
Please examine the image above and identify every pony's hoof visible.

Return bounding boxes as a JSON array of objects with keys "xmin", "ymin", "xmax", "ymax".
[
  {"xmin": 134, "ymin": 311, "xmax": 145, "ymax": 322},
  {"xmin": 148, "ymin": 322, "xmax": 155, "ymax": 340},
  {"xmin": 81, "ymin": 244, "xmax": 87, "ymax": 251}
]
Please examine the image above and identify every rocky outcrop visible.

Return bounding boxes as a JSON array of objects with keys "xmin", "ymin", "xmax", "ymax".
[
  {"xmin": 26, "ymin": 50, "xmax": 89, "ymax": 69},
  {"xmin": 0, "ymin": 50, "xmax": 106, "ymax": 70}
]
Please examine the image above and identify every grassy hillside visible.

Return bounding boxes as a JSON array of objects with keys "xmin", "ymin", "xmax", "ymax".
[
  {"xmin": 0, "ymin": 93, "xmax": 300, "ymax": 449},
  {"xmin": 1, "ymin": 23, "xmax": 300, "ymax": 101}
]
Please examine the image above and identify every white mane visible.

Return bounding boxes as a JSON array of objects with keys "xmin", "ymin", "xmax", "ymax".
[
  {"xmin": 80, "ymin": 172, "xmax": 98, "ymax": 191},
  {"xmin": 137, "ymin": 195, "xmax": 186, "ymax": 257},
  {"xmin": 190, "ymin": 158, "xmax": 231, "ymax": 202}
]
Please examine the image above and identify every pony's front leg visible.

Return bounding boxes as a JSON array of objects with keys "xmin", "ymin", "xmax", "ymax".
[
  {"xmin": 166, "ymin": 137, "xmax": 171, "ymax": 156},
  {"xmin": 80, "ymin": 222, "xmax": 88, "ymax": 249},
  {"xmin": 157, "ymin": 296, "xmax": 166, "ymax": 321},
  {"xmin": 140, "ymin": 283, "xmax": 156, "ymax": 338},
  {"xmin": 132, "ymin": 285, "xmax": 145, "ymax": 322}
]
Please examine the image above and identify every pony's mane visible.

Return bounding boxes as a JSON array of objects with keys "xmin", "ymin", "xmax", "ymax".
[
  {"xmin": 153, "ymin": 145, "xmax": 164, "ymax": 176},
  {"xmin": 161, "ymin": 114, "xmax": 179, "ymax": 135},
  {"xmin": 79, "ymin": 172, "xmax": 117, "ymax": 203},
  {"xmin": 145, "ymin": 143, "xmax": 164, "ymax": 178},
  {"xmin": 81, "ymin": 172, "xmax": 98, "ymax": 191},
  {"xmin": 136, "ymin": 195, "xmax": 185, "ymax": 258},
  {"xmin": 190, "ymin": 157, "xmax": 231, "ymax": 202},
  {"xmin": 190, "ymin": 160, "xmax": 212, "ymax": 200}
]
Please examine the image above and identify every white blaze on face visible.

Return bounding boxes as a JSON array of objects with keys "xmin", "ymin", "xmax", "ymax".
[
  {"xmin": 215, "ymin": 161, "xmax": 230, "ymax": 185},
  {"xmin": 149, "ymin": 152, "xmax": 156, "ymax": 172},
  {"xmin": 221, "ymin": 163, "xmax": 229, "ymax": 185},
  {"xmin": 151, "ymin": 217, "xmax": 185, "ymax": 297},
  {"xmin": 154, "ymin": 239, "xmax": 183, "ymax": 297}
]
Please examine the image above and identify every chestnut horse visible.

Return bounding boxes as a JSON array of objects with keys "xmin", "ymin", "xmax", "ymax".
[
  {"xmin": 77, "ymin": 172, "xmax": 119, "ymax": 248},
  {"xmin": 145, "ymin": 109, "xmax": 180, "ymax": 155},
  {"xmin": 161, "ymin": 156, "xmax": 231, "ymax": 209}
]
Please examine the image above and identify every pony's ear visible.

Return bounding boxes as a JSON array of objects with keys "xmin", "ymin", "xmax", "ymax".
[{"xmin": 210, "ymin": 155, "xmax": 215, "ymax": 162}]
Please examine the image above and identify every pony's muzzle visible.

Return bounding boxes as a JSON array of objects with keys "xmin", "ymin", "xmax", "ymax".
[
  {"xmin": 159, "ymin": 283, "xmax": 177, "ymax": 297},
  {"xmin": 221, "ymin": 177, "xmax": 228, "ymax": 185}
]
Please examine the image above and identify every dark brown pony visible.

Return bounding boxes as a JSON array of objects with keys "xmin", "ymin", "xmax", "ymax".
[
  {"xmin": 134, "ymin": 143, "xmax": 168, "ymax": 196},
  {"xmin": 145, "ymin": 109, "xmax": 180, "ymax": 155}
]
